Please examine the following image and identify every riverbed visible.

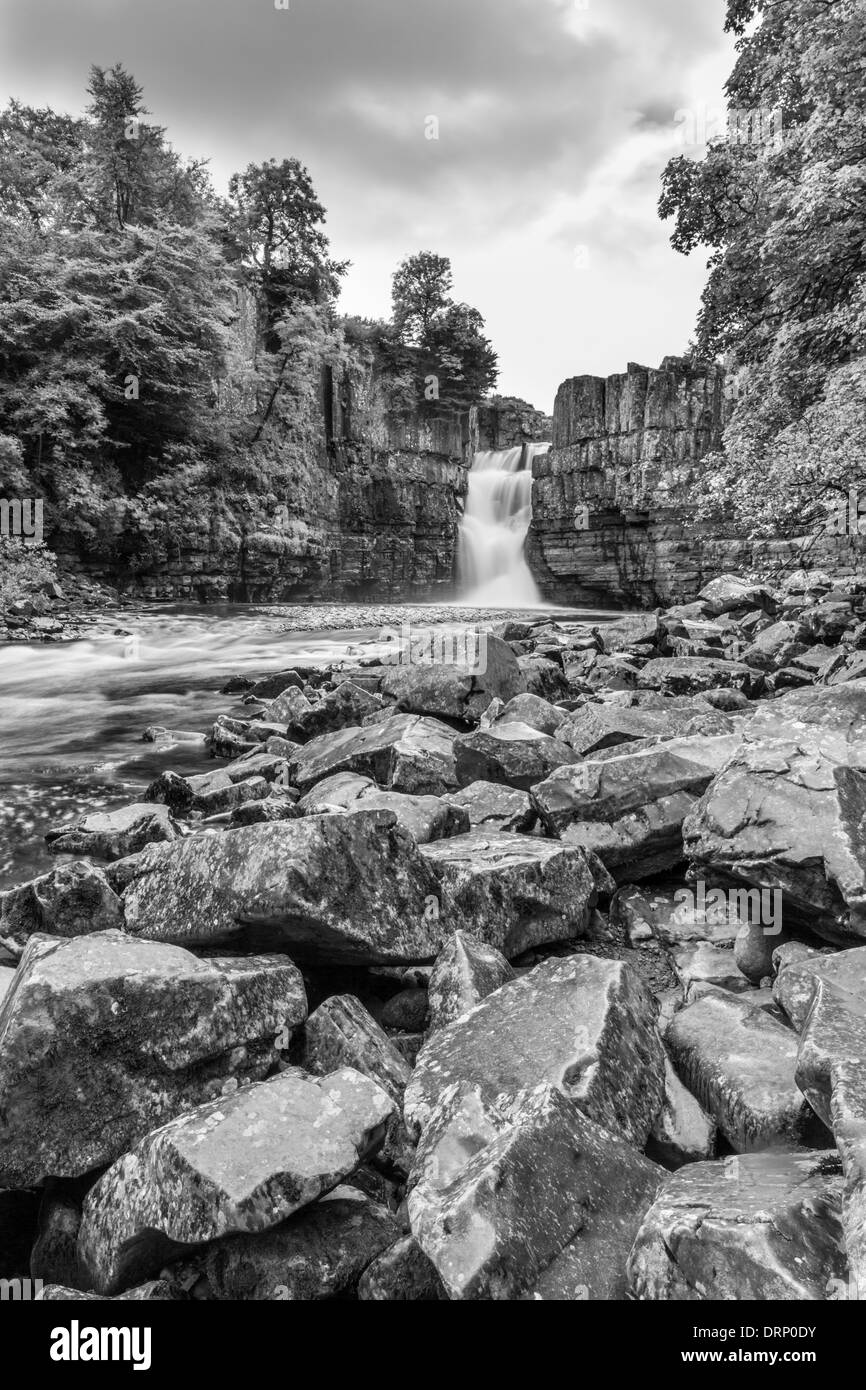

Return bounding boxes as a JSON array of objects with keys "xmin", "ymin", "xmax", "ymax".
[{"xmin": 0, "ymin": 601, "xmax": 616, "ymax": 890}]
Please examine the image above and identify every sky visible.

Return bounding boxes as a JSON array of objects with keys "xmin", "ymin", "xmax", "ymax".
[{"xmin": 0, "ymin": 0, "xmax": 737, "ymax": 412}]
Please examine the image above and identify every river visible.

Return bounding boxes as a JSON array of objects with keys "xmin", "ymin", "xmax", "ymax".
[{"xmin": 0, "ymin": 601, "xmax": 616, "ymax": 891}]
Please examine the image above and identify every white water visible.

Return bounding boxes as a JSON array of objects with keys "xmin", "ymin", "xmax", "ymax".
[{"xmin": 457, "ymin": 444, "xmax": 549, "ymax": 606}]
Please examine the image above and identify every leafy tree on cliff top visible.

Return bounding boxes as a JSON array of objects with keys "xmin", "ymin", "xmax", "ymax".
[
  {"xmin": 390, "ymin": 251, "xmax": 498, "ymax": 408},
  {"xmin": 228, "ymin": 158, "xmax": 348, "ymax": 351},
  {"xmin": 659, "ymin": 0, "xmax": 866, "ymax": 537}
]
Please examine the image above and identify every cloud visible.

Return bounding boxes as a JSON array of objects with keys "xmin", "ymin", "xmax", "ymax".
[{"xmin": 0, "ymin": 0, "xmax": 735, "ymax": 409}]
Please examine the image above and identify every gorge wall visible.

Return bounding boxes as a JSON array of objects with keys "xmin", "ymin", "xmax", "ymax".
[
  {"xmin": 55, "ymin": 350, "xmax": 476, "ymax": 604},
  {"xmin": 528, "ymin": 358, "xmax": 866, "ymax": 607}
]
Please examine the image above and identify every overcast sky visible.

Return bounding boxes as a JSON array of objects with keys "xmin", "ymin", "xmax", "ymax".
[{"xmin": 0, "ymin": 0, "xmax": 735, "ymax": 411}]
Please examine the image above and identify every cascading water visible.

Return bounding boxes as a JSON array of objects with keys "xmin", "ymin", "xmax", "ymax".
[{"xmin": 456, "ymin": 443, "xmax": 550, "ymax": 606}]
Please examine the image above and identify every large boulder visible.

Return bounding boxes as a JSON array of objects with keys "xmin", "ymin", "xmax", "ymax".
[
  {"xmin": 683, "ymin": 741, "xmax": 866, "ymax": 943},
  {"xmin": 0, "ymin": 861, "xmax": 123, "ymax": 957},
  {"xmin": 665, "ymin": 990, "xmax": 826, "ymax": 1152},
  {"xmin": 0, "ymin": 930, "xmax": 307, "ymax": 1187},
  {"xmin": 531, "ymin": 734, "xmax": 741, "ymax": 880},
  {"xmin": 405, "ymin": 953, "xmax": 665, "ymax": 1154},
  {"xmin": 745, "ymin": 681, "xmax": 866, "ymax": 765},
  {"xmin": 628, "ymin": 1151, "xmax": 846, "ymax": 1300},
  {"xmin": 297, "ymin": 772, "xmax": 468, "ymax": 843},
  {"xmin": 112, "ymin": 811, "xmax": 452, "ymax": 963},
  {"xmin": 288, "ymin": 715, "xmax": 458, "ymax": 796},
  {"xmin": 441, "ymin": 781, "xmax": 538, "ymax": 834},
  {"xmin": 77, "ymin": 1068, "xmax": 394, "ymax": 1294},
  {"xmin": 453, "ymin": 723, "xmax": 581, "ymax": 791},
  {"xmin": 494, "ymin": 692, "xmax": 569, "ymax": 736},
  {"xmin": 419, "ymin": 832, "xmax": 600, "ymax": 958},
  {"xmin": 271, "ymin": 680, "xmax": 386, "ymax": 742},
  {"xmin": 45, "ymin": 804, "xmax": 178, "ymax": 861},
  {"xmin": 774, "ymin": 945, "xmax": 866, "ymax": 1031},
  {"xmin": 637, "ymin": 657, "xmax": 762, "ymax": 698},
  {"xmin": 555, "ymin": 701, "xmax": 730, "ymax": 758},
  {"xmin": 197, "ymin": 1186, "xmax": 400, "ymax": 1301},
  {"xmin": 379, "ymin": 635, "xmax": 525, "ymax": 724},
  {"xmin": 741, "ymin": 621, "xmax": 809, "ymax": 673},
  {"xmin": 409, "ymin": 1084, "xmax": 662, "ymax": 1300},
  {"xmin": 697, "ymin": 575, "xmax": 776, "ymax": 618}
]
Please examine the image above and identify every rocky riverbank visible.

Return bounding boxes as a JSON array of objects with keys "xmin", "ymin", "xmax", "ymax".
[{"xmin": 1, "ymin": 566, "xmax": 866, "ymax": 1301}]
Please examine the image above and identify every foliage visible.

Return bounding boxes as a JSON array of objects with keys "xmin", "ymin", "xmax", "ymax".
[
  {"xmin": 659, "ymin": 0, "xmax": 866, "ymax": 534},
  {"xmin": 0, "ymin": 538, "xmax": 57, "ymax": 609},
  {"xmin": 390, "ymin": 252, "xmax": 498, "ymax": 408}
]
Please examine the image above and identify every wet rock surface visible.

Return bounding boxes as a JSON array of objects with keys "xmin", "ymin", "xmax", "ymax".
[{"xmin": 5, "ymin": 574, "xmax": 866, "ymax": 1302}]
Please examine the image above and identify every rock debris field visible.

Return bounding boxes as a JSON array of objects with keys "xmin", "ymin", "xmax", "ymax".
[{"xmin": 2, "ymin": 569, "xmax": 866, "ymax": 1301}]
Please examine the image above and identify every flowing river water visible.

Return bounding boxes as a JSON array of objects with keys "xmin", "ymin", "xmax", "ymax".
[{"xmin": 0, "ymin": 602, "xmax": 617, "ymax": 892}]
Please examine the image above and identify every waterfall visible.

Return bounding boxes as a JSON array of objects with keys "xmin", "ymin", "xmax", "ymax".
[{"xmin": 456, "ymin": 443, "xmax": 549, "ymax": 606}]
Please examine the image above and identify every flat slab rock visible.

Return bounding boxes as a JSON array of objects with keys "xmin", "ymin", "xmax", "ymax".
[
  {"xmin": 296, "ymin": 771, "xmax": 468, "ymax": 843},
  {"xmin": 453, "ymin": 723, "xmax": 580, "ymax": 791},
  {"xmin": 77, "ymin": 1067, "xmax": 395, "ymax": 1295},
  {"xmin": 405, "ymin": 952, "xmax": 665, "ymax": 1155},
  {"xmin": 112, "ymin": 810, "xmax": 452, "ymax": 964},
  {"xmin": 774, "ymin": 945, "xmax": 866, "ymax": 1031},
  {"xmin": 288, "ymin": 714, "xmax": 459, "ymax": 796},
  {"xmin": 409, "ymin": 1083, "xmax": 662, "ymax": 1300},
  {"xmin": 637, "ymin": 656, "xmax": 762, "ymax": 697},
  {"xmin": 683, "ymin": 740, "xmax": 866, "ymax": 943},
  {"xmin": 378, "ymin": 634, "xmax": 526, "ymax": 723},
  {"xmin": 45, "ymin": 803, "xmax": 177, "ymax": 861},
  {"xmin": 531, "ymin": 734, "xmax": 741, "ymax": 881},
  {"xmin": 0, "ymin": 930, "xmax": 307, "ymax": 1187},
  {"xmin": 746, "ymin": 682, "xmax": 866, "ymax": 765},
  {"xmin": 419, "ymin": 831, "xmax": 600, "ymax": 959},
  {"xmin": 665, "ymin": 989, "xmax": 827, "ymax": 1152},
  {"xmin": 628, "ymin": 1150, "xmax": 846, "ymax": 1300},
  {"xmin": 442, "ymin": 780, "xmax": 537, "ymax": 833},
  {"xmin": 555, "ymin": 701, "xmax": 730, "ymax": 758}
]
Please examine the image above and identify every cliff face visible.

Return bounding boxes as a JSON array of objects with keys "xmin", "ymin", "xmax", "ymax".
[
  {"xmin": 476, "ymin": 397, "xmax": 552, "ymax": 451},
  {"xmin": 56, "ymin": 350, "xmax": 475, "ymax": 603},
  {"xmin": 528, "ymin": 358, "xmax": 866, "ymax": 606}
]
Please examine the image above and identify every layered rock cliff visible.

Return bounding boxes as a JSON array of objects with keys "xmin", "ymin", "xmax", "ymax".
[
  {"xmin": 56, "ymin": 350, "xmax": 476, "ymax": 603},
  {"xmin": 528, "ymin": 358, "xmax": 866, "ymax": 607}
]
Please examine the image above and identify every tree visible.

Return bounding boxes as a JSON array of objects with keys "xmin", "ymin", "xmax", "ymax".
[
  {"xmin": 423, "ymin": 302, "xmax": 499, "ymax": 408},
  {"xmin": 659, "ymin": 0, "xmax": 866, "ymax": 532},
  {"xmin": 228, "ymin": 158, "xmax": 347, "ymax": 349},
  {"xmin": 391, "ymin": 251, "xmax": 453, "ymax": 345}
]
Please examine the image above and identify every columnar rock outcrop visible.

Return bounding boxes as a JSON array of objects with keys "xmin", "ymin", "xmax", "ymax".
[{"xmin": 528, "ymin": 357, "xmax": 866, "ymax": 607}]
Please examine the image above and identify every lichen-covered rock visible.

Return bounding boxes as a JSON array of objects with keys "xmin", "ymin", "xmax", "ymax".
[
  {"xmin": 795, "ymin": 977, "xmax": 866, "ymax": 1128},
  {"xmin": 532, "ymin": 734, "xmax": 741, "ymax": 880},
  {"xmin": 288, "ymin": 714, "xmax": 458, "ymax": 795},
  {"xmin": 441, "ymin": 781, "xmax": 538, "ymax": 833},
  {"xmin": 357, "ymin": 1233, "xmax": 448, "ymax": 1301},
  {"xmin": 196, "ymin": 1186, "xmax": 400, "ymax": 1301},
  {"xmin": 698, "ymin": 576, "xmax": 777, "ymax": 618},
  {"xmin": 774, "ymin": 945, "xmax": 866, "ymax": 1031},
  {"xmin": 409, "ymin": 1084, "xmax": 662, "ymax": 1300},
  {"xmin": 494, "ymin": 693, "xmax": 569, "ymax": 736},
  {"xmin": 0, "ymin": 930, "xmax": 307, "ymax": 1187},
  {"xmin": 420, "ymin": 832, "xmax": 599, "ymax": 958},
  {"xmin": 426, "ymin": 931, "xmax": 515, "ymax": 1032},
  {"xmin": 628, "ymin": 1150, "xmax": 846, "ymax": 1300},
  {"xmin": 297, "ymin": 771, "xmax": 468, "ymax": 842},
  {"xmin": 453, "ymin": 723, "xmax": 581, "ymax": 791},
  {"xmin": 665, "ymin": 990, "xmax": 825, "ymax": 1152},
  {"xmin": 637, "ymin": 657, "xmax": 762, "ymax": 697},
  {"xmin": 405, "ymin": 953, "xmax": 665, "ymax": 1153},
  {"xmin": 45, "ymin": 803, "xmax": 178, "ymax": 861},
  {"xmin": 275, "ymin": 680, "xmax": 386, "ymax": 741},
  {"xmin": 555, "ymin": 700, "xmax": 729, "ymax": 758},
  {"xmin": 0, "ymin": 861, "xmax": 123, "ymax": 956},
  {"xmin": 683, "ymin": 741, "xmax": 866, "ymax": 943},
  {"xmin": 77, "ymin": 1067, "xmax": 395, "ymax": 1295},
  {"xmin": 112, "ymin": 810, "xmax": 452, "ymax": 963}
]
